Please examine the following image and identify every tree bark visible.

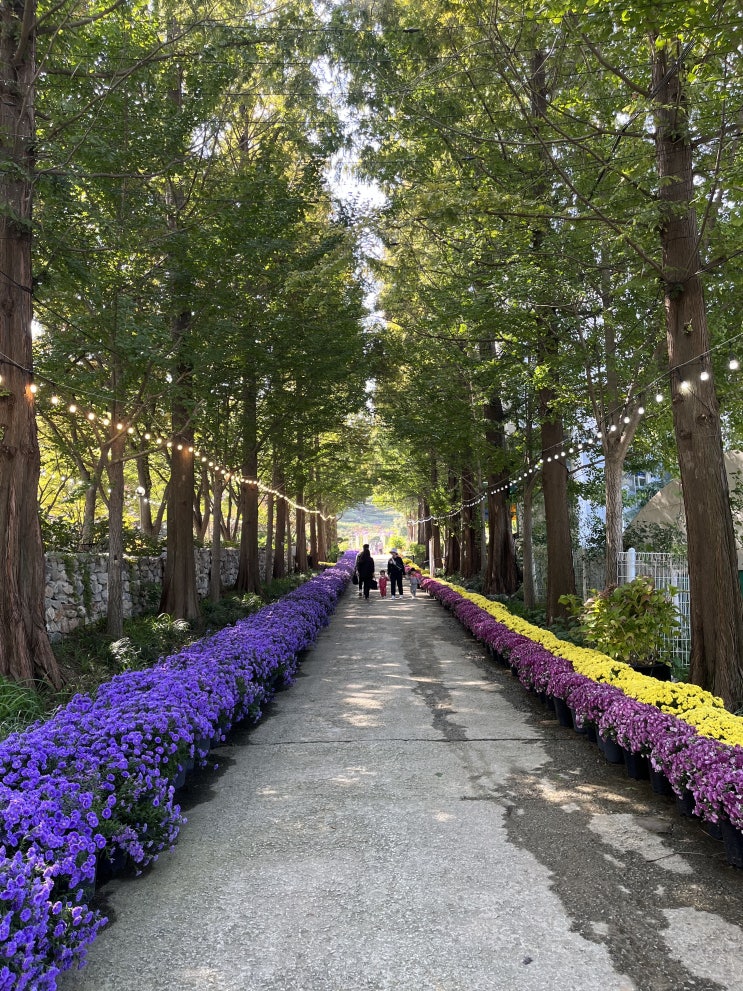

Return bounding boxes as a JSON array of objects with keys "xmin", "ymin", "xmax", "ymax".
[
  {"xmin": 444, "ymin": 470, "xmax": 461, "ymax": 575},
  {"xmin": 522, "ymin": 477, "xmax": 536, "ymax": 609},
  {"xmin": 539, "ymin": 406, "xmax": 576, "ymax": 622},
  {"xmin": 210, "ymin": 469, "xmax": 222, "ymax": 604},
  {"xmin": 459, "ymin": 466, "xmax": 479, "ymax": 579},
  {"xmin": 652, "ymin": 41, "xmax": 743, "ymax": 707},
  {"xmin": 295, "ymin": 494, "xmax": 307, "ymax": 571},
  {"xmin": 159, "ymin": 24, "xmax": 199, "ymax": 621},
  {"xmin": 236, "ymin": 375, "xmax": 260, "ymax": 593},
  {"xmin": 483, "ymin": 393, "xmax": 519, "ymax": 595},
  {"xmin": 309, "ymin": 511, "xmax": 317, "ymax": 565},
  {"xmin": 603, "ymin": 442, "xmax": 625, "ymax": 588},
  {"xmin": 159, "ymin": 349, "xmax": 199, "ymax": 620},
  {"xmin": 0, "ymin": 0, "xmax": 61, "ymax": 687},
  {"xmin": 530, "ymin": 48, "xmax": 576, "ymax": 622},
  {"xmin": 106, "ymin": 421, "xmax": 125, "ymax": 638},
  {"xmin": 264, "ymin": 489, "xmax": 275, "ymax": 583},
  {"xmin": 272, "ymin": 466, "xmax": 287, "ymax": 579},
  {"xmin": 316, "ymin": 504, "xmax": 328, "ymax": 563},
  {"xmin": 136, "ymin": 451, "xmax": 154, "ymax": 536}
]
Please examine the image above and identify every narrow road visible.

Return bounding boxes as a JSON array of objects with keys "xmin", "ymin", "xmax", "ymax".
[{"xmin": 59, "ymin": 565, "xmax": 743, "ymax": 991}]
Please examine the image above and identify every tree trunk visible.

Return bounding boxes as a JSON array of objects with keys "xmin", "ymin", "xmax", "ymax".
[
  {"xmin": 264, "ymin": 489, "xmax": 275, "ymax": 583},
  {"xmin": 522, "ymin": 478, "xmax": 536, "ymax": 609},
  {"xmin": 106, "ymin": 423, "xmax": 126, "ymax": 638},
  {"xmin": 273, "ymin": 468, "xmax": 287, "ymax": 579},
  {"xmin": 160, "ymin": 344, "xmax": 199, "ymax": 621},
  {"xmin": 431, "ymin": 524, "xmax": 442, "ymax": 571},
  {"xmin": 194, "ymin": 465, "xmax": 210, "ymax": 543},
  {"xmin": 136, "ymin": 450, "xmax": 154, "ymax": 536},
  {"xmin": 483, "ymin": 393, "xmax": 519, "ymax": 595},
  {"xmin": 445, "ymin": 470, "xmax": 461, "ymax": 575},
  {"xmin": 152, "ymin": 481, "xmax": 168, "ymax": 539},
  {"xmin": 309, "ymin": 511, "xmax": 317, "ymax": 566},
  {"xmin": 540, "ymin": 408, "xmax": 576, "ymax": 622},
  {"xmin": 317, "ymin": 505, "xmax": 328, "ymax": 563},
  {"xmin": 530, "ymin": 49, "xmax": 576, "ymax": 622},
  {"xmin": 159, "ymin": 28, "xmax": 199, "ymax": 622},
  {"xmin": 327, "ymin": 518, "xmax": 337, "ymax": 557},
  {"xmin": 445, "ymin": 528, "xmax": 460, "ymax": 575},
  {"xmin": 459, "ymin": 467, "xmax": 479, "ymax": 579},
  {"xmin": 652, "ymin": 41, "xmax": 743, "ymax": 707},
  {"xmin": 0, "ymin": 1, "xmax": 61, "ymax": 688},
  {"xmin": 604, "ymin": 443, "xmax": 625, "ymax": 588},
  {"xmin": 210, "ymin": 469, "xmax": 222, "ymax": 604},
  {"xmin": 295, "ymin": 496, "xmax": 307, "ymax": 571},
  {"xmin": 236, "ymin": 375, "xmax": 260, "ymax": 593},
  {"xmin": 78, "ymin": 449, "xmax": 108, "ymax": 549}
]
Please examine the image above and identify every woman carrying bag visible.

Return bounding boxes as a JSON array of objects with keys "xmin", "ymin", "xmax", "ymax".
[{"xmin": 355, "ymin": 544, "xmax": 376, "ymax": 601}]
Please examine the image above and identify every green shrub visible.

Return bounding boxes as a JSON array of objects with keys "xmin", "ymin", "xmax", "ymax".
[
  {"xmin": 42, "ymin": 517, "xmax": 166, "ymax": 555},
  {"xmin": 559, "ymin": 576, "xmax": 680, "ymax": 667}
]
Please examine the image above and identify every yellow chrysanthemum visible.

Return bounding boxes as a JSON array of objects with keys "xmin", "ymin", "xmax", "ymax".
[{"xmin": 431, "ymin": 577, "xmax": 732, "ymax": 740}]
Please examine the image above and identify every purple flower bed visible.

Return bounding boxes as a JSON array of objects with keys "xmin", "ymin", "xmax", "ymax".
[
  {"xmin": 0, "ymin": 553, "xmax": 355, "ymax": 989},
  {"xmin": 421, "ymin": 576, "xmax": 743, "ymax": 836}
]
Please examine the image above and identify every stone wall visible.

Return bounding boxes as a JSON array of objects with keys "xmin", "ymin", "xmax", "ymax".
[{"xmin": 44, "ymin": 548, "xmax": 246, "ymax": 640}]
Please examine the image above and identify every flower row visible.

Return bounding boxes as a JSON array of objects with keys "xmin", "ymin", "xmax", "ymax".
[
  {"xmin": 421, "ymin": 577, "xmax": 743, "ymax": 836},
  {"xmin": 0, "ymin": 553, "xmax": 355, "ymax": 991}
]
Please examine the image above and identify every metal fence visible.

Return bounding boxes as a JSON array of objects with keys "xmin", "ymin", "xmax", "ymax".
[
  {"xmin": 531, "ymin": 546, "xmax": 691, "ymax": 673},
  {"xmin": 616, "ymin": 549, "xmax": 691, "ymax": 673}
]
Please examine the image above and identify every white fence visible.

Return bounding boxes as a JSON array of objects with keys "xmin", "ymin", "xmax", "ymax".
[
  {"xmin": 617, "ymin": 549, "xmax": 691, "ymax": 672},
  {"xmin": 532, "ymin": 546, "xmax": 691, "ymax": 672}
]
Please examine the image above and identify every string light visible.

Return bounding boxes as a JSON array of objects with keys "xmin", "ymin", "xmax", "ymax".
[{"xmin": 15, "ymin": 338, "xmax": 743, "ymax": 531}]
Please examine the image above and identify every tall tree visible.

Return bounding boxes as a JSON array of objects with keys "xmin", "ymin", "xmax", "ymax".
[{"xmin": 0, "ymin": 0, "xmax": 60, "ymax": 687}]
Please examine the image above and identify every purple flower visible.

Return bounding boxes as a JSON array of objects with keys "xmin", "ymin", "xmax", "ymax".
[{"xmin": 0, "ymin": 555, "xmax": 356, "ymax": 988}]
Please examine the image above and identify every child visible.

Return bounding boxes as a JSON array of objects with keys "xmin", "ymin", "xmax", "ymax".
[
  {"xmin": 378, "ymin": 569, "xmax": 388, "ymax": 598},
  {"xmin": 408, "ymin": 568, "xmax": 422, "ymax": 597}
]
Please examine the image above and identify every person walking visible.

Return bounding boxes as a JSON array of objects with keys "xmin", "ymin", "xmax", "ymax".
[
  {"xmin": 387, "ymin": 548, "xmax": 405, "ymax": 598},
  {"xmin": 378, "ymin": 569, "xmax": 388, "ymax": 598},
  {"xmin": 355, "ymin": 544, "xmax": 376, "ymax": 601},
  {"xmin": 408, "ymin": 567, "xmax": 422, "ymax": 598}
]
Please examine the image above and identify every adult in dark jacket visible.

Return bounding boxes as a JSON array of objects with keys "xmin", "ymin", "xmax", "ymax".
[
  {"xmin": 387, "ymin": 548, "xmax": 405, "ymax": 598},
  {"xmin": 355, "ymin": 545, "xmax": 376, "ymax": 600}
]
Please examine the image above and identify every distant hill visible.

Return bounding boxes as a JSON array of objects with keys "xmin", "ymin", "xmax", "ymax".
[{"xmin": 337, "ymin": 501, "xmax": 405, "ymax": 538}]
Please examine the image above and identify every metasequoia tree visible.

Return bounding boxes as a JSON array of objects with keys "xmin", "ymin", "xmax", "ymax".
[
  {"xmin": 0, "ymin": 0, "xmax": 62, "ymax": 686},
  {"xmin": 330, "ymin": 2, "xmax": 583, "ymax": 605},
  {"xmin": 516, "ymin": 2, "xmax": 743, "ymax": 704}
]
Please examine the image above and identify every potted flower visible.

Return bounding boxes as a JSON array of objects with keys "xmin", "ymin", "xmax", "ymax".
[{"xmin": 559, "ymin": 576, "xmax": 679, "ymax": 679}]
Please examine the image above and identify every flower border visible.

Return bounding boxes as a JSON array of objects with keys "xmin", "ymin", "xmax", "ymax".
[
  {"xmin": 0, "ymin": 553, "xmax": 356, "ymax": 990},
  {"xmin": 421, "ymin": 576, "xmax": 743, "ymax": 837}
]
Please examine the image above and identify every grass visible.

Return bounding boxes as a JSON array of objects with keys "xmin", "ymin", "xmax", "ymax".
[
  {"xmin": 0, "ymin": 676, "xmax": 49, "ymax": 741},
  {"xmin": 0, "ymin": 571, "xmax": 316, "ymax": 742}
]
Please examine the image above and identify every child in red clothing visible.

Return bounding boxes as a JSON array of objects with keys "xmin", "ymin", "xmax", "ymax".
[{"xmin": 378, "ymin": 570, "xmax": 388, "ymax": 597}]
